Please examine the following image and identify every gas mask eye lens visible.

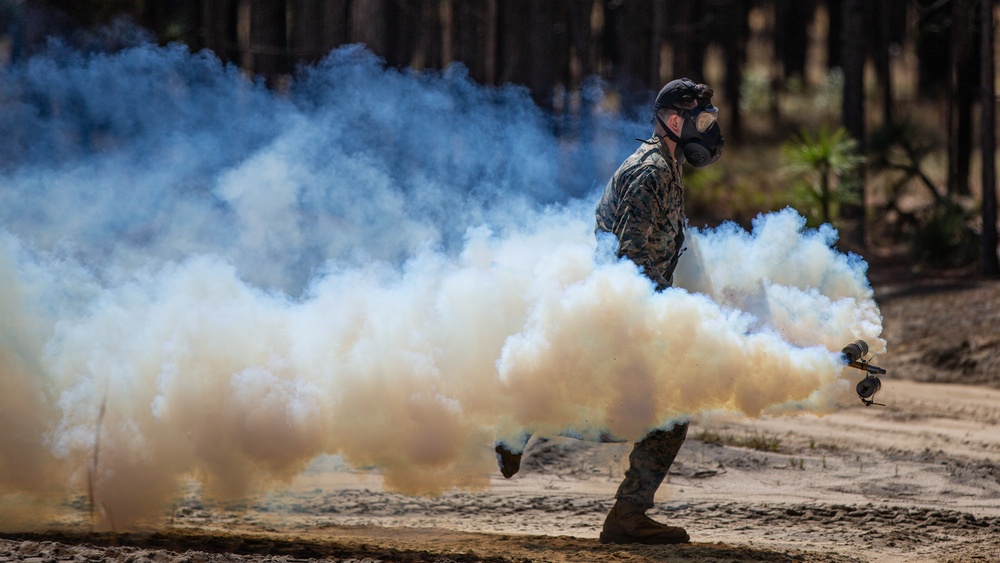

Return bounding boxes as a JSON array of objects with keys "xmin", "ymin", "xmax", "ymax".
[{"xmin": 694, "ymin": 107, "xmax": 718, "ymax": 132}]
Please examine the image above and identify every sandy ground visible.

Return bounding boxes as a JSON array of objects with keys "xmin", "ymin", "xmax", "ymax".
[{"xmin": 3, "ymin": 262, "xmax": 1000, "ymax": 562}]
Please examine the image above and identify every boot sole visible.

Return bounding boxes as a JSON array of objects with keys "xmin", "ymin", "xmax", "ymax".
[{"xmin": 599, "ymin": 532, "xmax": 690, "ymax": 545}]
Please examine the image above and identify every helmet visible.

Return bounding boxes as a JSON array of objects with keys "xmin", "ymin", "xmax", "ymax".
[{"xmin": 655, "ymin": 78, "xmax": 706, "ymax": 112}]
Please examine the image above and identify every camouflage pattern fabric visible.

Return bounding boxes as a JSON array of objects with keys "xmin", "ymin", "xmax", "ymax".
[
  {"xmin": 615, "ymin": 421, "xmax": 689, "ymax": 509},
  {"xmin": 595, "ymin": 136, "xmax": 685, "ymax": 291},
  {"xmin": 595, "ymin": 135, "xmax": 688, "ymax": 508}
]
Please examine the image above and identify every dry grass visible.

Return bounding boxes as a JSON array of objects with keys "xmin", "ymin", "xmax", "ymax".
[{"xmin": 695, "ymin": 429, "xmax": 784, "ymax": 453}]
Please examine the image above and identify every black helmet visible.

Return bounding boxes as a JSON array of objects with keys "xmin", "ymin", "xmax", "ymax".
[{"xmin": 655, "ymin": 78, "xmax": 713, "ymax": 112}]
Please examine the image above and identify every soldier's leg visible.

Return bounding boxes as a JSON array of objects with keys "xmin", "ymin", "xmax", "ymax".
[
  {"xmin": 494, "ymin": 432, "xmax": 532, "ymax": 479},
  {"xmin": 600, "ymin": 421, "xmax": 690, "ymax": 544},
  {"xmin": 615, "ymin": 420, "xmax": 689, "ymax": 508}
]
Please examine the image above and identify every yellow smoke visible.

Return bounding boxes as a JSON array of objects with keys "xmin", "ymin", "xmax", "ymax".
[{"xmin": 0, "ymin": 210, "xmax": 882, "ymax": 529}]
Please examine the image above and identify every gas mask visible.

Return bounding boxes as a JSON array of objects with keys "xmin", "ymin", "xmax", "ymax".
[{"xmin": 656, "ymin": 105, "xmax": 724, "ymax": 167}]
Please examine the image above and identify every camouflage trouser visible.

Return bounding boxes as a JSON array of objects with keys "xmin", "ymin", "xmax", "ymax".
[{"xmin": 614, "ymin": 421, "xmax": 689, "ymax": 509}]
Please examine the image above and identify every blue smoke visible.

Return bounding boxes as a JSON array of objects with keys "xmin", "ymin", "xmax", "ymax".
[{"xmin": 1, "ymin": 40, "xmax": 643, "ymax": 291}]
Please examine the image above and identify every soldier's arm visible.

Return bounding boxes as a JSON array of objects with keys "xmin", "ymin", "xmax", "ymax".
[{"xmin": 610, "ymin": 172, "xmax": 664, "ymax": 282}]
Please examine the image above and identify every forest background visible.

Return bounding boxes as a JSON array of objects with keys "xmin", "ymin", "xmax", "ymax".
[{"xmin": 3, "ymin": 0, "xmax": 999, "ymax": 274}]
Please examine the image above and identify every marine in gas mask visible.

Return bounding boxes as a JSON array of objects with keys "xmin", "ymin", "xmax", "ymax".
[
  {"xmin": 592, "ymin": 77, "xmax": 723, "ymax": 292},
  {"xmin": 653, "ymin": 77, "xmax": 724, "ymax": 167},
  {"xmin": 593, "ymin": 78, "xmax": 722, "ymax": 544},
  {"xmin": 497, "ymin": 78, "xmax": 723, "ymax": 546}
]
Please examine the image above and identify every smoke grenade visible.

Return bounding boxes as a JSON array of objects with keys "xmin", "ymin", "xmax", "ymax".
[
  {"xmin": 840, "ymin": 340, "xmax": 885, "ymax": 405},
  {"xmin": 842, "ymin": 340, "xmax": 869, "ymax": 363},
  {"xmin": 0, "ymin": 39, "xmax": 884, "ymax": 528}
]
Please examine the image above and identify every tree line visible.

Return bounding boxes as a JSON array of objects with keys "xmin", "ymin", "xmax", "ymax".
[{"xmin": 4, "ymin": 0, "xmax": 999, "ymax": 273}]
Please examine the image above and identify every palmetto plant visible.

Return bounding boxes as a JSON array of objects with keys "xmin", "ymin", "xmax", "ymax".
[{"xmin": 781, "ymin": 126, "xmax": 865, "ymax": 226}]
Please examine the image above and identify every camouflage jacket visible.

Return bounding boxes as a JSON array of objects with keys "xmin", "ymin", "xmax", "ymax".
[{"xmin": 595, "ymin": 136, "xmax": 685, "ymax": 290}]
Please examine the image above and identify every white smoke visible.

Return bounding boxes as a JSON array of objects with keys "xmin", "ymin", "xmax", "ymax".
[{"xmin": 0, "ymin": 40, "xmax": 883, "ymax": 529}]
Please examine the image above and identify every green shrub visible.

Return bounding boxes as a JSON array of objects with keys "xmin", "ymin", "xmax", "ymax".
[
  {"xmin": 780, "ymin": 125, "xmax": 864, "ymax": 227},
  {"xmin": 908, "ymin": 198, "xmax": 979, "ymax": 267}
]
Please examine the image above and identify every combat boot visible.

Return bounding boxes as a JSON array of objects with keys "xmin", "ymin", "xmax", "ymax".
[
  {"xmin": 495, "ymin": 444, "xmax": 522, "ymax": 478},
  {"xmin": 599, "ymin": 499, "xmax": 689, "ymax": 545}
]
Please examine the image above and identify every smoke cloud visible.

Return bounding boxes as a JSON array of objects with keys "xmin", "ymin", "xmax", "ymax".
[{"xmin": 0, "ymin": 39, "xmax": 883, "ymax": 529}]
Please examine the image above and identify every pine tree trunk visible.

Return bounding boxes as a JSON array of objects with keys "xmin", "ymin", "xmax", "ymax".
[
  {"xmin": 840, "ymin": 0, "xmax": 867, "ymax": 248},
  {"xmin": 826, "ymin": 0, "xmax": 843, "ymax": 71},
  {"xmin": 567, "ymin": 0, "xmax": 596, "ymax": 84},
  {"xmin": 527, "ymin": 1, "xmax": 556, "ymax": 108},
  {"xmin": 411, "ymin": 0, "xmax": 443, "ymax": 70},
  {"xmin": 203, "ymin": 0, "xmax": 238, "ymax": 63},
  {"xmin": 981, "ymin": 0, "xmax": 1000, "ymax": 275},
  {"xmin": 949, "ymin": 0, "xmax": 977, "ymax": 196},
  {"xmin": 249, "ymin": 0, "xmax": 289, "ymax": 84},
  {"xmin": 916, "ymin": 0, "xmax": 951, "ymax": 100},
  {"xmin": 774, "ymin": 0, "xmax": 814, "ymax": 81},
  {"xmin": 288, "ymin": 0, "xmax": 327, "ymax": 64},
  {"xmin": 351, "ymin": 0, "xmax": 389, "ymax": 61},
  {"xmin": 872, "ymin": 0, "xmax": 893, "ymax": 123},
  {"xmin": 724, "ymin": 0, "xmax": 750, "ymax": 143},
  {"xmin": 671, "ymin": 0, "xmax": 705, "ymax": 79}
]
